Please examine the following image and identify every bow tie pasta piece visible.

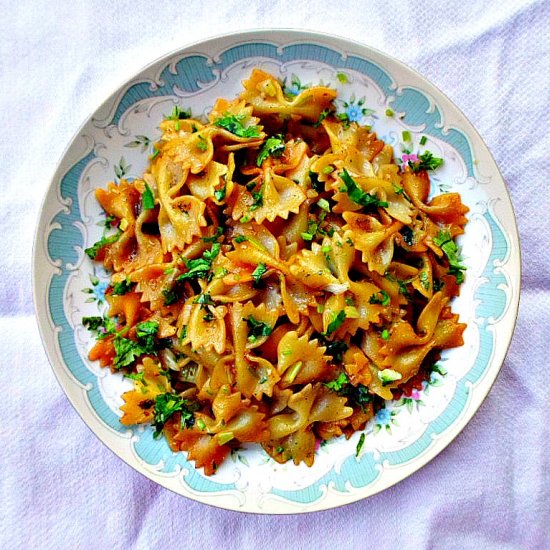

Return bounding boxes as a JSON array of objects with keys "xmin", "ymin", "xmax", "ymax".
[
  {"xmin": 263, "ymin": 383, "xmax": 352, "ymax": 465},
  {"xmin": 240, "ymin": 68, "xmax": 337, "ymax": 122},
  {"xmin": 276, "ymin": 331, "xmax": 333, "ymax": 387},
  {"xmin": 342, "ymin": 213, "xmax": 403, "ymax": 275},
  {"xmin": 155, "ymin": 158, "xmax": 207, "ymax": 251},
  {"xmin": 228, "ymin": 168, "xmax": 307, "ymax": 224}
]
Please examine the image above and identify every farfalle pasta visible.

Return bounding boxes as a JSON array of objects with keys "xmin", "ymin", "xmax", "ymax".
[{"xmin": 83, "ymin": 68, "xmax": 468, "ymax": 475}]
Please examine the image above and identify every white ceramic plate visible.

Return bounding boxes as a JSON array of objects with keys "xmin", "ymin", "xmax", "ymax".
[{"xmin": 33, "ymin": 30, "xmax": 521, "ymax": 514}]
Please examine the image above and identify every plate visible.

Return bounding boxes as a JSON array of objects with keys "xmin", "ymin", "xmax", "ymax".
[{"xmin": 33, "ymin": 29, "xmax": 521, "ymax": 513}]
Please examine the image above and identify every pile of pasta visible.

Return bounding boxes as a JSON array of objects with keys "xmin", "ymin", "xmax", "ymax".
[{"xmin": 86, "ymin": 69, "xmax": 468, "ymax": 475}]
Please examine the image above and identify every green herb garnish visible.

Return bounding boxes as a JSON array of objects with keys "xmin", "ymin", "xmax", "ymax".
[
  {"xmin": 325, "ymin": 310, "xmax": 347, "ymax": 336},
  {"xmin": 325, "ymin": 372, "xmax": 373, "ymax": 410},
  {"xmin": 325, "ymin": 372, "xmax": 349, "ymax": 391},
  {"xmin": 314, "ymin": 108, "xmax": 331, "ymax": 128},
  {"xmin": 196, "ymin": 134, "xmax": 208, "ymax": 151},
  {"xmin": 340, "ymin": 169, "xmax": 388, "ymax": 209},
  {"xmin": 214, "ymin": 185, "xmax": 226, "ymax": 202},
  {"xmin": 177, "ymin": 243, "xmax": 220, "ymax": 282},
  {"xmin": 356, "ymin": 433, "xmax": 366, "ymax": 457},
  {"xmin": 419, "ymin": 271, "xmax": 430, "ymax": 290},
  {"xmin": 112, "ymin": 277, "xmax": 134, "ymax": 296},
  {"xmin": 250, "ymin": 188, "xmax": 263, "ymax": 211},
  {"xmin": 202, "ymin": 227, "xmax": 223, "ymax": 243},
  {"xmin": 433, "ymin": 230, "xmax": 466, "ymax": 284},
  {"xmin": 85, "ymin": 231, "xmax": 122, "ymax": 260},
  {"xmin": 256, "ymin": 134, "xmax": 285, "ymax": 166},
  {"xmin": 124, "ymin": 372, "xmax": 146, "ymax": 384},
  {"xmin": 167, "ymin": 106, "xmax": 191, "ymax": 121},
  {"xmin": 411, "ymin": 150, "xmax": 444, "ymax": 173},
  {"xmin": 82, "ymin": 315, "xmax": 117, "ymax": 339},
  {"xmin": 141, "ymin": 183, "xmax": 155, "ymax": 211},
  {"xmin": 152, "ymin": 393, "xmax": 197, "ymax": 438},
  {"xmin": 246, "ymin": 316, "xmax": 273, "ymax": 342},
  {"xmin": 251, "ymin": 263, "xmax": 267, "ymax": 286},
  {"xmin": 369, "ymin": 290, "xmax": 391, "ymax": 306},
  {"xmin": 214, "ymin": 113, "xmax": 261, "ymax": 138},
  {"xmin": 194, "ymin": 293, "xmax": 215, "ymax": 307}
]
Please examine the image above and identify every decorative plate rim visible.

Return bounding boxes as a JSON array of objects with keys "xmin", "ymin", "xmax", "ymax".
[{"xmin": 32, "ymin": 28, "xmax": 521, "ymax": 514}]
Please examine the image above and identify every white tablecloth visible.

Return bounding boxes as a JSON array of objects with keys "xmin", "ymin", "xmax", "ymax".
[{"xmin": 2, "ymin": 0, "xmax": 549, "ymax": 547}]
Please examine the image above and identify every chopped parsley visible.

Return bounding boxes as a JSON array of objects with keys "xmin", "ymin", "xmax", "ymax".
[
  {"xmin": 162, "ymin": 285, "xmax": 181, "ymax": 306},
  {"xmin": 152, "ymin": 393, "xmax": 197, "ymax": 438},
  {"xmin": 324, "ymin": 310, "xmax": 347, "ymax": 337},
  {"xmin": 381, "ymin": 329, "xmax": 390, "ymax": 341},
  {"xmin": 101, "ymin": 214, "xmax": 116, "ymax": 229},
  {"xmin": 167, "ymin": 106, "xmax": 191, "ymax": 121},
  {"xmin": 85, "ymin": 231, "xmax": 122, "ymax": 260},
  {"xmin": 202, "ymin": 227, "xmax": 223, "ymax": 243},
  {"xmin": 249, "ymin": 187, "xmax": 263, "ymax": 211},
  {"xmin": 314, "ymin": 108, "xmax": 331, "ymax": 128},
  {"xmin": 82, "ymin": 316, "xmax": 104, "ymax": 332},
  {"xmin": 246, "ymin": 316, "xmax": 273, "ymax": 343},
  {"xmin": 356, "ymin": 433, "xmax": 366, "ymax": 457},
  {"xmin": 177, "ymin": 243, "xmax": 220, "ymax": 282},
  {"xmin": 325, "ymin": 372, "xmax": 373, "ymax": 410},
  {"xmin": 214, "ymin": 185, "xmax": 226, "ymax": 202},
  {"xmin": 411, "ymin": 150, "xmax": 443, "ymax": 173},
  {"xmin": 340, "ymin": 169, "xmax": 388, "ymax": 210},
  {"xmin": 113, "ymin": 321, "xmax": 160, "ymax": 369},
  {"xmin": 369, "ymin": 290, "xmax": 391, "ymax": 307},
  {"xmin": 124, "ymin": 372, "xmax": 146, "ymax": 384},
  {"xmin": 194, "ymin": 293, "xmax": 215, "ymax": 307},
  {"xmin": 196, "ymin": 134, "xmax": 208, "ymax": 151},
  {"xmin": 112, "ymin": 277, "xmax": 134, "ymax": 296},
  {"xmin": 113, "ymin": 337, "xmax": 146, "ymax": 369},
  {"xmin": 234, "ymin": 235, "xmax": 247, "ymax": 244},
  {"xmin": 82, "ymin": 315, "xmax": 116, "ymax": 339},
  {"xmin": 433, "ymin": 230, "xmax": 466, "ymax": 284},
  {"xmin": 135, "ymin": 321, "xmax": 160, "ymax": 351},
  {"xmin": 325, "ymin": 372, "xmax": 349, "ymax": 391},
  {"xmin": 251, "ymin": 263, "xmax": 267, "ymax": 286},
  {"xmin": 256, "ymin": 134, "xmax": 285, "ymax": 166},
  {"xmin": 419, "ymin": 271, "xmax": 430, "ymax": 290},
  {"xmin": 141, "ymin": 183, "xmax": 155, "ymax": 210},
  {"xmin": 322, "ymin": 337, "xmax": 348, "ymax": 363},
  {"xmin": 214, "ymin": 113, "xmax": 261, "ymax": 138}
]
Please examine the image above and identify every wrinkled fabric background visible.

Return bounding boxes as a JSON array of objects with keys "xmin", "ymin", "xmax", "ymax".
[{"xmin": 1, "ymin": 1, "xmax": 548, "ymax": 548}]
